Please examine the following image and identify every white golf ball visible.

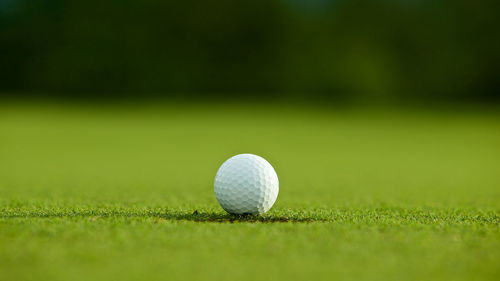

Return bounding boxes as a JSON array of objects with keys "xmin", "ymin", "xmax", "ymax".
[{"xmin": 214, "ymin": 154, "xmax": 279, "ymax": 214}]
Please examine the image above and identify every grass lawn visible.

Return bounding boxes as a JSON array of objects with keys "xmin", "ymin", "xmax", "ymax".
[{"xmin": 0, "ymin": 101, "xmax": 499, "ymax": 281}]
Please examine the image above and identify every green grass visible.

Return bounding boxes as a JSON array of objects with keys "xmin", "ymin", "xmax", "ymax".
[{"xmin": 0, "ymin": 101, "xmax": 499, "ymax": 281}]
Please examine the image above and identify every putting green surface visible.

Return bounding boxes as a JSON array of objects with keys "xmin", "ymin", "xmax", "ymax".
[{"xmin": 0, "ymin": 102, "xmax": 499, "ymax": 281}]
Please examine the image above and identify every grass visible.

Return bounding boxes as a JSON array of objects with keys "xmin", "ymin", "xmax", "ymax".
[{"xmin": 0, "ymin": 101, "xmax": 499, "ymax": 281}]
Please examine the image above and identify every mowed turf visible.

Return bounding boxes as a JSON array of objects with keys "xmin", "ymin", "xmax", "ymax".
[{"xmin": 0, "ymin": 102, "xmax": 499, "ymax": 281}]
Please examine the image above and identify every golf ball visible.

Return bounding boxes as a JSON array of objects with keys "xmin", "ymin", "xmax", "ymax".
[{"xmin": 214, "ymin": 154, "xmax": 279, "ymax": 214}]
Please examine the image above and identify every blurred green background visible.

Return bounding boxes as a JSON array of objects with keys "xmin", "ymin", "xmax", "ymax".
[{"xmin": 1, "ymin": 0, "xmax": 499, "ymax": 102}]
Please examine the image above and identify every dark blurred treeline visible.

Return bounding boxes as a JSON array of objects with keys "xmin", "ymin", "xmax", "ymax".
[{"xmin": 1, "ymin": 0, "xmax": 499, "ymax": 102}]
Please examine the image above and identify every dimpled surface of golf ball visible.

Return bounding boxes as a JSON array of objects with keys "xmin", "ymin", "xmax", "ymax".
[{"xmin": 214, "ymin": 154, "xmax": 279, "ymax": 214}]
